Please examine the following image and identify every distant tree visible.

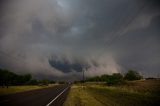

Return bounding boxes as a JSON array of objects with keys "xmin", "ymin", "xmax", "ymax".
[
  {"xmin": 27, "ymin": 79, "xmax": 38, "ymax": 85},
  {"xmin": 124, "ymin": 70, "xmax": 142, "ymax": 81},
  {"xmin": 86, "ymin": 76, "xmax": 101, "ymax": 82},
  {"xmin": 23, "ymin": 74, "xmax": 32, "ymax": 82},
  {"xmin": 0, "ymin": 69, "xmax": 16, "ymax": 87},
  {"xmin": 101, "ymin": 74, "xmax": 110, "ymax": 82},
  {"xmin": 49, "ymin": 80, "xmax": 56, "ymax": 84},
  {"xmin": 94, "ymin": 76, "xmax": 101, "ymax": 82},
  {"xmin": 85, "ymin": 73, "xmax": 124, "ymax": 85},
  {"xmin": 106, "ymin": 73, "xmax": 124, "ymax": 85},
  {"xmin": 39, "ymin": 79, "xmax": 50, "ymax": 85},
  {"xmin": 0, "ymin": 68, "xmax": 34, "ymax": 86}
]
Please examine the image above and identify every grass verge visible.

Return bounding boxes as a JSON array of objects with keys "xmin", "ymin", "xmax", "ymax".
[
  {"xmin": 0, "ymin": 84, "xmax": 56, "ymax": 95},
  {"xmin": 63, "ymin": 85, "xmax": 104, "ymax": 106},
  {"xmin": 64, "ymin": 80, "xmax": 160, "ymax": 106}
]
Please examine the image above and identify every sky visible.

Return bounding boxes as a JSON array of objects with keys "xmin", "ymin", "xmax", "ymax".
[{"xmin": 0, "ymin": 0, "xmax": 160, "ymax": 80}]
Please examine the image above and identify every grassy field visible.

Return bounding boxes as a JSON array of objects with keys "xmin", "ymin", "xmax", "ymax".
[
  {"xmin": 0, "ymin": 84, "xmax": 56, "ymax": 95},
  {"xmin": 64, "ymin": 80, "xmax": 160, "ymax": 106},
  {"xmin": 63, "ymin": 85, "xmax": 103, "ymax": 106}
]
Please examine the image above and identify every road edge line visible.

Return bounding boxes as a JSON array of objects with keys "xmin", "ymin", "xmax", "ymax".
[{"xmin": 46, "ymin": 86, "xmax": 70, "ymax": 106}]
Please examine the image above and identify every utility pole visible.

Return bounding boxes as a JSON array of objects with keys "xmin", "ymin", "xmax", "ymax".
[
  {"xmin": 83, "ymin": 69, "xmax": 84, "ymax": 83},
  {"xmin": 82, "ymin": 68, "xmax": 85, "ymax": 89}
]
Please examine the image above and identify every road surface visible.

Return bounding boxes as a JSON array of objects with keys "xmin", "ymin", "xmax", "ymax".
[{"xmin": 0, "ymin": 84, "xmax": 70, "ymax": 106}]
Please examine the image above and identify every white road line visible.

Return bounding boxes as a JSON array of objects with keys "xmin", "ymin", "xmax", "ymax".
[{"xmin": 46, "ymin": 86, "xmax": 70, "ymax": 106}]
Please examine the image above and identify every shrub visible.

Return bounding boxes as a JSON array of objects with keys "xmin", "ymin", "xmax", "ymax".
[
  {"xmin": 27, "ymin": 79, "xmax": 38, "ymax": 85},
  {"xmin": 106, "ymin": 73, "xmax": 124, "ymax": 85},
  {"xmin": 124, "ymin": 70, "xmax": 142, "ymax": 81}
]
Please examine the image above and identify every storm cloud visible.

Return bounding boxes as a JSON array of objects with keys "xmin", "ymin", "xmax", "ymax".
[{"xmin": 0, "ymin": 0, "xmax": 160, "ymax": 80}]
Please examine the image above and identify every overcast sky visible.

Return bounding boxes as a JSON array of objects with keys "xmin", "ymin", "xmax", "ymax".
[{"xmin": 0, "ymin": 0, "xmax": 160, "ymax": 80}]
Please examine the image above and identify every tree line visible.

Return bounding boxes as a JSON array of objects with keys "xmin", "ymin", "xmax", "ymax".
[
  {"xmin": 85, "ymin": 70, "xmax": 143, "ymax": 85},
  {"xmin": 0, "ymin": 68, "xmax": 143, "ymax": 87},
  {"xmin": 0, "ymin": 68, "xmax": 59, "ymax": 88}
]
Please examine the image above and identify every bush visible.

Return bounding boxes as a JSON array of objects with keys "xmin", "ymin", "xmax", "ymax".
[
  {"xmin": 106, "ymin": 73, "xmax": 124, "ymax": 85},
  {"xmin": 49, "ymin": 80, "xmax": 56, "ymax": 84},
  {"xmin": 124, "ymin": 70, "xmax": 142, "ymax": 81},
  {"xmin": 0, "ymin": 69, "xmax": 33, "ymax": 86},
  {"xmin": 39, "ymin": 79, "xmax": 50, "ymax": 86},
  {"xmin": 86, "ymin": 73, "xmax": 124, "ymax": 85},
  {"xmin": 27, "ymin": 79, "xmax": 38, "ymax": 85}
]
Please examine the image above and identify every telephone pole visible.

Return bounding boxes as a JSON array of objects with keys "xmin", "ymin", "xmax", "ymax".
[
  {"xmin": 82, "ymin": 68, "xmax": 85, "ymax": 89},
  {"xmin": 83, "ymin": 69, "xmax": 84, "ymax": 83}
]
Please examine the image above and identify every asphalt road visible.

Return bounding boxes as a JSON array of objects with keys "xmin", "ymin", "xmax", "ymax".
[{"xmin": 0, "ymin": 84, "xmax": 70, "ymax": 106}]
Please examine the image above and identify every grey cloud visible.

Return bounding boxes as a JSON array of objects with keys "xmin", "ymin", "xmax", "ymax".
[{"xmin": 0, "ymin": 0, "xmax": 159, "ymax": 80}]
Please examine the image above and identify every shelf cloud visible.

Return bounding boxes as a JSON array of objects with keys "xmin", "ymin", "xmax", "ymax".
[{"xmin": 0, "ymin": 0, "xmax": 160, "ymax": 80}]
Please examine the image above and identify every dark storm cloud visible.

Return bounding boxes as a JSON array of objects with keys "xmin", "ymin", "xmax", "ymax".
[
  {"xmin": 0, "ymin": 0, "xmax": 159, "ymax": 79},
  {"xmin": 49, "ymin": 59, "xmax": 89, "ymax": 73}
]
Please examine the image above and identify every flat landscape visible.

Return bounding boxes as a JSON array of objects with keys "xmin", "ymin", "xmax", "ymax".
[
  {"xmin": 0, "ymin": 1, "xmax": 160, "ymax": 106},
  {"xmin": 64, "ymin": 80, "xmax": 160, "ymax": 106}
]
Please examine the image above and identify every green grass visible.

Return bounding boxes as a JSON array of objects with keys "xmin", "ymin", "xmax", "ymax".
[
  {"xmin": 63, "ymin": 86, "xmax": 104, "ymax": 106},
  {"xmin": 87, "ymin": 86, "xmax": 159, "ymax": 106},
  {"xmin": 0, "ymin": 84, "xmax": 56, "ymax": 95},
  {"xmin": 64, "ymin": 80, "xmax": 160, "ymax": 106}
]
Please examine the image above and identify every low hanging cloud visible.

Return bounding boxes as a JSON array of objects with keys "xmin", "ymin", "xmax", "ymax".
[{"xmin": 0, "ymin": 0, "xmax": 160, "ymax": 80}]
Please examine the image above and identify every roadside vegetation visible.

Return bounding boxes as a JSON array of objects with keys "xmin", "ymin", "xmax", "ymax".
[
  {"xmin": 64, "ymin": 80, "xmax": 160, "ymax": 106},
  {"xmin": 64, "ymin": 70, "xmax": 160, "ymax": 106},
  {"xmin": 0, "ymin": 68, "xmax": 66, "ymax": 95},
  {"xmin": 63, "ymin": 85, "xmax": 103, "ymax": 106},
  {"xmin": 0, "ymin": 68, "xmax": 59, "ymax": 87},
  {"xmin": 85, "ymin": 70, "xmax": 143, "ymax": 85},
  {"xmin": 0, "ymin": 85, "xmax": 54, "ymax": 95}
]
